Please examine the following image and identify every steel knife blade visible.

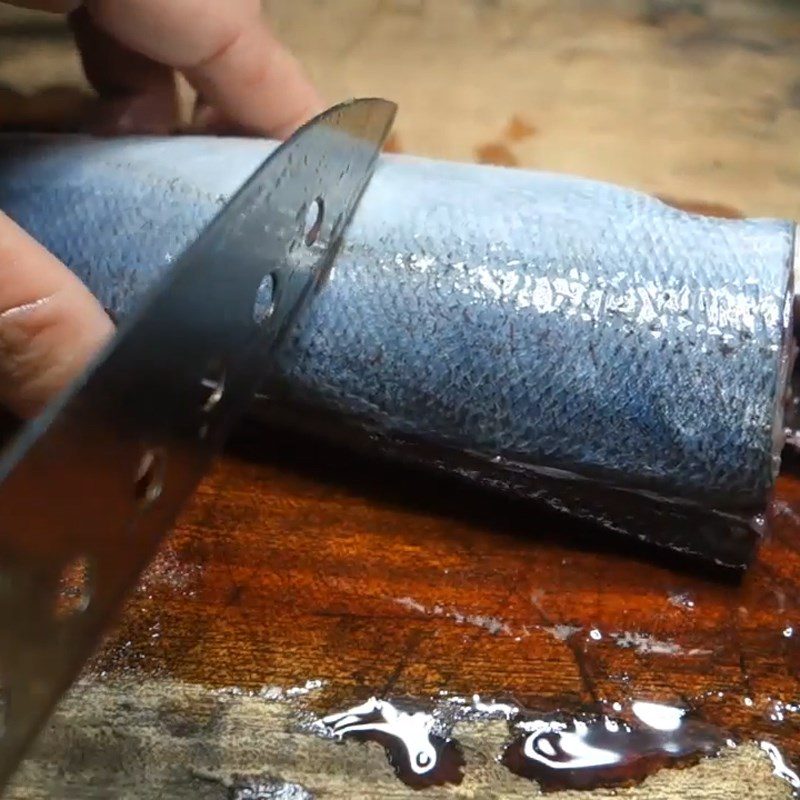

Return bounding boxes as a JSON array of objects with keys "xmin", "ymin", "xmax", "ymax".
[{"xmin": 0, "ymin": 96, "xmax": 396, "ymax": 791}]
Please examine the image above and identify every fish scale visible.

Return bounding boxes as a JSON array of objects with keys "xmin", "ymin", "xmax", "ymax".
[{"xmin": 0, "ymin": 133, "xmax": 795, "ymax": 567}]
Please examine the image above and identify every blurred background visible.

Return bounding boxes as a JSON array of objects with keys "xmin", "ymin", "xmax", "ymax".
[{"xmin": 1, "ymin": 0, "xmax": 799, "ymax": 218}]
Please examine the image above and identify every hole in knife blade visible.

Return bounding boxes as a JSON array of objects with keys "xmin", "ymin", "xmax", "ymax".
[
  {"xmin": 135, "ymin": 448, "xmax": 166, "ymax": 508},
  {"xmin": 200, "ymin": 359, "xmax": 226, "ymax": 412},
  {"xmin": 253, "ymin": 274, "xmax": 276, "ymax": 325},
  {"xmin": 55, "ymin": 555, "xmax": 92, "ymax": 617},
  {"xmin": 304, "ymin": 197, "xmax": 324, "ymax": 246}
]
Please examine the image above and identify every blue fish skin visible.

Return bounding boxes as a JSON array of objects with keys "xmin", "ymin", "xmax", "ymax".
[{"xmin": 0, "ymin": 134, "xmax": 795, "ymax": 567}]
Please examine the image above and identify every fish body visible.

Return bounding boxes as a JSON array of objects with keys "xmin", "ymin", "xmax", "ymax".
[{"xmin": 0, "ymin": 134, "xmax": 795, "ymax": 567}]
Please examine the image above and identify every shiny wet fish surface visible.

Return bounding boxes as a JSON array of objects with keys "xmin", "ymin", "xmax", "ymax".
[{"xmin": 0, "ymin": 134, "xmax": 795, "ymax": 566}]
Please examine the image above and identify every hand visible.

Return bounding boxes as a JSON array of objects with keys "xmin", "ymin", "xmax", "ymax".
[{"xmin": 0, "ymin": 0, "xmax": 322, "ymax": 418}]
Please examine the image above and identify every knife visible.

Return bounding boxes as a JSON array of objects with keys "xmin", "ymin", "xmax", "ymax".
[{"xmin": 0, "ymin": 96, "xmax": 396, "ymax": 791}]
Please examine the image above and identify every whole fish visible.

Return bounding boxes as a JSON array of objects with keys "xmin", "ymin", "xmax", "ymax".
[{"xmin": 0, "ymin": 134, "xmax": 795, "ymax": 569}]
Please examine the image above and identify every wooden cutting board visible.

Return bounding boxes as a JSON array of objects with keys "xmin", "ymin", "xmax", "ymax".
[{"xmin": 2, "ymin": 1, "xmax": 800, "ymax": 798}]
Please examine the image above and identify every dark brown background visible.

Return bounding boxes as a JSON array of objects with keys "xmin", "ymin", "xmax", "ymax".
[{"xmin": 2, "ymin": 1, "xmax": 800, "ymax": 797}]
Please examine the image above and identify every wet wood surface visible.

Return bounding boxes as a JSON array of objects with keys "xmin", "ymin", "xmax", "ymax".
[
  {"xmin": 88, "ymin": 426, "xmax": 800, "ymax": 732},
  {"xmin": 2, "ymin": 1, "xmax": 800, "ymax": 797}
]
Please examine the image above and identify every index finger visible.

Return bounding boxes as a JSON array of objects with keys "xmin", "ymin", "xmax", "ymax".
[{"xmin": 83, "ymin": 0, "xmax": 323, "ymax": 138}]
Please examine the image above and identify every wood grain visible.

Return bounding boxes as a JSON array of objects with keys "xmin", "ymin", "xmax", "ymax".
[
  {"xmin": 89, "ymin": 424, "xmax": 800, "ymax": 739},
  {"xmin": 2, "ymin": 0, "xmax": 800, "ymax": 797},
  {"xmin": 9, "ymin": 422, "xmax": 800, "ymax": 798}
]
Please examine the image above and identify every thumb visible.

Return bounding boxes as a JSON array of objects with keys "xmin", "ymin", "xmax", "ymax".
[{"xmin": 0, "ymin": 211, "xmax": 114, "ymax": 418}]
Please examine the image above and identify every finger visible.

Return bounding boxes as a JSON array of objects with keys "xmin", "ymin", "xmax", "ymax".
[
  {"xmin": 68, "ymin": 5, "xmax": 181, "ymax": 135},
  {"xmin": 0, "ymin": 212, "xmax": 114, "ymax": 418},
  {"xmin": 83, "ymin": 0, "xmax": 323, "ymax": 138}
]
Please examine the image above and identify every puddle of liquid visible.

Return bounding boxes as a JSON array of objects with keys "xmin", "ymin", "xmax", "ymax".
[
  {"xmin": 760, "ymin": 741, "xmax": 800, "ymax": 792},
  {"xmin": 311, "ymin": 695, "xmax": 744, "ymax": 793},
  {"xmin": 501, "ymin": 703, "xmax": 727, "ymax": 792},
  {"xmin": 83, "ymin": 422, "xmax": 800, "ymax": 796},
  {"xmin": 314, "ymin": 697, "xmax": 465, "ymax": 789}
]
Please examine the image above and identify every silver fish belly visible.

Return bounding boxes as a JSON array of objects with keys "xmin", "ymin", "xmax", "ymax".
[{"xmin": 0, "ymin": 134, "xmax": 795, "ymax": 568}]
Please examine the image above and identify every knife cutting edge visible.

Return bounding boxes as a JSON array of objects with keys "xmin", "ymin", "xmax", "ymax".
[{"xmin": 0, "ymin": 96, "xmax": 396, "ymax": 791}]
